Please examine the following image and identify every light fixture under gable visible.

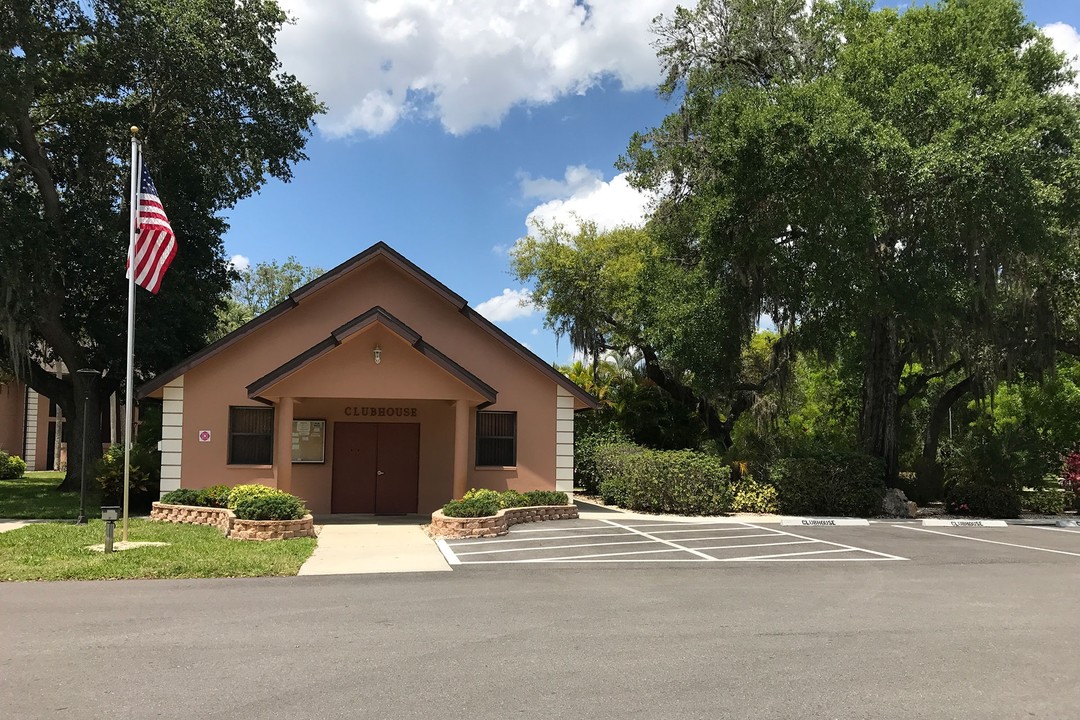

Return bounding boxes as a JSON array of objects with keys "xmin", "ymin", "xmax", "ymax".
[{"xmin": 373, "ymin": 345, "xmax": 382, "ymax": 364}]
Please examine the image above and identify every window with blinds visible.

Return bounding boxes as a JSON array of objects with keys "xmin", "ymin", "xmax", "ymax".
[
  {"xmin": 228, "ymin": 406, "xmax": 274, "ymax": 465},
  {"xmin": 475, "ymin": 411, "xmax": 516, "ymax": 467}
]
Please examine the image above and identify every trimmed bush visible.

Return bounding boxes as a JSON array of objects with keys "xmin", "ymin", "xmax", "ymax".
[
  {"xmin": 198, "ymin": 484, "xmax": 231, "ymax": 508},
  {"xmin": 945, "ymin": 483, "xmax": 1021, "ymax": 519},
  {"xmin": 442, "ymin": 495, "xmax": 501, "ymax": 518},
  {"xmin": 522, "ymin": 490, "xmax": 569, "ymax": 506},
  {"xmin": 1020, "ymin": 489, "xmax": 1067, "ymax": 515},
  {"xmin": 95, "ymin": 444, "xmax": 160, "ymax": 503},
  {"xmin": 597, "ymin": 443, "xmax": 733, "ymax": 515},
  {"xmin": 771, "ymin": 452, "xmax": 886, "ymax": 517},
  {"xmin": 731, "ymin": 474, "xmax": 779, "ymax": 514},
  {"xmin": 160, "ymin": 488, "xmax": 203, "ymax": 506},
  {"xmin": 0, "ymin": 451, "xmax": 27, "ymax": 479},
  {"xmin": 232, "ymin": 489, "xmax": 307, "ymax": 521},
  {"xmin": 498, "ymin": 490, "xmax": 532, "ymax": 508},
  {"xmin": 227, "ymin": 484, "xmax": 278, "ymax": 510},
  {"xmin": 575, "ymin": 419, "xmax": 629, "ymax": 494}
]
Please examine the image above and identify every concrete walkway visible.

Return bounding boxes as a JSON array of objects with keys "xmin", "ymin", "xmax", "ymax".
[
  {"xmin": 298, "ymin": 516, "xmax": 451, "ymax": 575},
  {"xmin": 0, "ymin": 520, "xmax": 28, "ymax": 534}
]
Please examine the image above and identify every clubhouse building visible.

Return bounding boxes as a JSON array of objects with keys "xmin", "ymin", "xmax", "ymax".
[{"xmin": 137, "ymin": 242, "xmax": 596, "ymax": 515}]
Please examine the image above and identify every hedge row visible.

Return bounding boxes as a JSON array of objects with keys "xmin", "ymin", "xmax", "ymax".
[
  {"xmin": 161, "ymin": 484, "xmax": 308, "ymax": 521},
  {"xmin": 585, "ymin": 442, "xmax": 885, "ymax": 517},
  {"xmin": 441, "ymin": 488, "xmax": 569, "ymax": 518},
  {"xmin": 596, "ymin": 444, "xmax": 733, "ymax": 515}
]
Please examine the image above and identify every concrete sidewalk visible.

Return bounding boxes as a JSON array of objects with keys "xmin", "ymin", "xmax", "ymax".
[
  {"xmin": 298, "ymin": 516, "xmax": 451, "ymax": 575},
  {"xmin": 574, "ymin": 496, "xmax": 782, "ymax": 524},
  {"xmin": 0, "ymin": 520, "xmax": 29, "ymax": 534}
]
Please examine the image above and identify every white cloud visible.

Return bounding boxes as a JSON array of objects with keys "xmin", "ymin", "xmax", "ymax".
[
  {"xmin": 524, "ymin": 168, "xmax": 656, "ymax": 234},
  {"xmin": 474, "ymin": 288, "xmax": 537, "ymax": 322},
  {"xmin": 519, "ymin": 165, "xmax": 603, "ymax": 201},
  {"xmin": 530, "ymin": 328, "xmax": 540, "ymax": 336},
  {"xmin": 1043, "ymin": 22, "xmax": 1080, "ymax": 92},
  {"xmin": 277, "ymin": 0, "xmax": 676, "ymax": 136},
  {"xmin": 229, "ymin": 254, "xmax": 251, "ymax": 272}
]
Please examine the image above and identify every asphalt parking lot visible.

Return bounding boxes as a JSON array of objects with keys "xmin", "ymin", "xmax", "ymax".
[{"xmin": 437, "ymin": 516, "xmax": 1080, "ymax": 567}]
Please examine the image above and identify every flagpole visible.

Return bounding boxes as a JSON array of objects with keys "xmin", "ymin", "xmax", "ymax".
[{"xmin": 122, "ymin": 126, "xmax": 141, "ymax": 543}]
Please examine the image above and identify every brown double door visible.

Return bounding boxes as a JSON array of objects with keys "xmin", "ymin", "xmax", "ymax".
[{"xmin": 331, "ymin": 422, "xmax": 420, "ymax": 514}]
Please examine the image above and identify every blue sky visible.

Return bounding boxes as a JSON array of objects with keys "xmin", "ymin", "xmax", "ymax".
[{"xmin": 221, "ymin": 0, "xmax": 1080, "ymax": 366}]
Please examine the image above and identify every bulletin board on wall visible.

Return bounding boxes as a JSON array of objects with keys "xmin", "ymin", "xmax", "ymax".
[{"xmin": 291, "ymin": 419, "xmax": 325, "ymax": 463}]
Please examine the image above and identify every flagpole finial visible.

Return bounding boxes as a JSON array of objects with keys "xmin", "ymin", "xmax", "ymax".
[{"xmin": 130, "ymin": 126, "xmax": 140, "ymax": 136}]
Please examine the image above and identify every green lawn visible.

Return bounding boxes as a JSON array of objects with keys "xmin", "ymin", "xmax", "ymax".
[
  {"xmin": 0, "ymin": 471, "xmax": 101, "ymax": 520},
  {"xmin": 0, "ymin": 519, "xmax": 317, "ymax": 581}
]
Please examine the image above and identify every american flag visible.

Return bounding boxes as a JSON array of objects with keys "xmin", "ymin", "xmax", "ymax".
[{"xmin": 127, "ymin": 160, "xmax": 177, "ymax": 294}]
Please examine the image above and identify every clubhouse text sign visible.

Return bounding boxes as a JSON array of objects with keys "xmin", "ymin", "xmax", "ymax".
[{"xmin": 344, "ymin": 406, "xmax": 418, "ymax": 418}]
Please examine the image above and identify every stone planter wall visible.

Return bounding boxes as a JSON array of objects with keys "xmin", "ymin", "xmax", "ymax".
[
  {"xmin": 429, "ymin": 504, "xmax": 578, "ymax": 539},
  {"xmin": 150, "ymin": 502, "xmax": 316, "ymax": 541},
  {"xmin": 230, "ymin": 516, "xmax": 316, "ymax": 540},
  {"xmin": 150, "ymin": 503, "xmax": 232, "ymax": 533}
]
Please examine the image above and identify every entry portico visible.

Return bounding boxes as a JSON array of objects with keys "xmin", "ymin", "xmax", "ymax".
[{"xmin": 138, "ymin": 242, "xmax": 596, "ymax": 514}]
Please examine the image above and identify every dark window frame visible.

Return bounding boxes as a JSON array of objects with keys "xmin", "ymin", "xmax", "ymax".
[
  {"xmin": 228, "ymin": 406, "xmax": 274, "ymax": 466},
  {"xmin": 475, "ymin": 410, "xmax": 517, "ymax": 467}
]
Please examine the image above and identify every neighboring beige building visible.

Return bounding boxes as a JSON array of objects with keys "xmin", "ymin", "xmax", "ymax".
[{"xmin": 138, "ymin": 242, "xmax": 596, "ymax": 514}]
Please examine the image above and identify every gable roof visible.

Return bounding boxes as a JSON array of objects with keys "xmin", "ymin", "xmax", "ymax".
[
  {"xmin": 137, "ymin": 241, "xmax": 598, "ymax": 408},
  {"xmin": 246, "ymin": 306, "xmax": 497, "ymax": 405}
]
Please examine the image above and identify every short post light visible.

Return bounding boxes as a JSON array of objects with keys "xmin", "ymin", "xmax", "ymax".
[
  {"xmin": 101, "ymin": 506, "xmax": 120, "ymax": 553},
  {"xmin": 373, "ymin": 345, "xmax": 382, "ymax": 365}
]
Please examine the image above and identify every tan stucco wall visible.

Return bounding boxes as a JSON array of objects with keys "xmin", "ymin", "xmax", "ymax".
[
  {"xmin": 175, "ymin": 256, "xmax": 559, "ymax": 512},
  {"xmin": 0, "ymin": 382, "xmax": 25, "ymax": 456}
]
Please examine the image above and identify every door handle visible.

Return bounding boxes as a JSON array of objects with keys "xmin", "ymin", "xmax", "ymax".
[{"xmin": 377, "ymin": 470, "xmax": 385, "ymax": 476}]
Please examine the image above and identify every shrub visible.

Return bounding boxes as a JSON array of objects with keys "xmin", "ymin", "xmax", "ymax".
[
  {"xmin": 597, "ymin": 444, "xmax": 733, "ymax": 515},
  {"xmin": 522, "ymin": 490, "xmax": 569, "ymax": 506},
  {"xmin": 227, "ymin": 484, "xmax": 278, "ymax": 510},
  {"xmin": 498, "ymin": 490, "xmax": 532, "ymax": 508},
  {"xmin": 461, "ymin": 488, "xmax": 501, "ymax": 506},
  {"xmin": 1020, "ymin": 489, "xmax": 1067, "ymax": 515},
  {"xmin": 771, "ymin": 451, "xmax": 886, "ymax": 517},
  {"xmin": 1062, "ymin": 452, "xmax": 1080, "ymax": 508},
  {"xmin": 160, "ymin": 488, "xmax": 203, "ymax": 506},
  {"xmin": 945, "ymin": 482, "xmax": 1021, "ymax": 519},
  {"xmin": 575, "ymin": 418, "xmax": 629, "ymax": 494},
  {"xmin": 0, "ymin": 451, "xmax": 27, "ymax": 479},
  {"xmin": 232, "ymin": 490, "xmax": 307, "ymax": 521},
  {"xmin": 198, "ymin": 484, "xmax": 231, "ymax": 508},
  {"xmin": 442, "ymin": 495, "xmax": 500, "ymax": 518},
  {"xmin": 95, "ymin": 444, "xmax": 160, "ymax": 503},
  {"xmin": 731, "ymin": 474, "xmax": 779, "ymax": 514}
]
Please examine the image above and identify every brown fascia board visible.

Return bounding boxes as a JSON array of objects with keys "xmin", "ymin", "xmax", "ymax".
[
  {"xmin": 460, "ymin": 306, "xmax": 599, "ymax": 409},
  {"xmin": 246, "ymin": 306, "xmax": 497, "ymax": 403},
  {"xmin": 139, "ymin": 240, "xmax": 597, "ymax": 409}
]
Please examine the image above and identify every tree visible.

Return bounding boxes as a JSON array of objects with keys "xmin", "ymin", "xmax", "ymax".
[
  {"xmin": 0, "ymin": 0, "xmax": 322, "ymax": 491},
  {"xmin": 212, "ymin": 256, "xmax": 324, "ymax": 340},
  {"xmin": 514, "ymin": 221, "xmax": 789, "ymax": 449},
  {"xmin": 621, "ymin": 0, "xmax": 1080, "ymax": 483}
]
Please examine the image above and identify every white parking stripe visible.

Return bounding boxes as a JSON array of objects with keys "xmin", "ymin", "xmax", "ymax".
[
  {"xmin": 447, "ymin": 531, "xmax": 628, "ymax": 546},
  {"xmin": 1027, "ymin": 526, "xmax": 1080, "ymax": 535},
  {"xmin": 648, "ymin": 527, "xmax": 785, "ymax": 536},
  {"xmin": 692, "ymin": 540, "xmax": 816, "ymax": 552},
  {"xmin": 620, "ymin": 521, "xmax": 758, "ymax": 530},
  {"xmin": 897, "ymin": 525, "xmax": 1080, "ymax": 557},
  {"xmin": 454, "ymin": 539, "xmax": 656, "ymax": 556},
  {"xmin": 724, "ymin": 548, "xmax": 856, "ymax": 561},
  {"xmin": 501, "ymin": 525, "xmax": 614, "ymax": 533},
  {"xmin": 434, "ymin": 538, "xmax": 460, "ymax": 565},
  {"xmin": 741, "ymin": 522, "xmax": 908, "ymax": 560},
  {"xmin": 598, "ymin": 518, "xmax": 718, "ymax": 560}
]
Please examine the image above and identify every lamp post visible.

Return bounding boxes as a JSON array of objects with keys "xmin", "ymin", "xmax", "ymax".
[{"xmin": 75, "ymin": 368, "xmax": 100, "ymax": 525}]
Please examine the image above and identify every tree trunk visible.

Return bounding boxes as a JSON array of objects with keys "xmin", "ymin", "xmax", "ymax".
[
  {"xmin": 859, "ymin": 314, "xmax": 901, "ymax": 485},
  {"xmin": 54, "ymin": 374, "xmax": 105, "ymax": 494},
  {"xmin": 916, "ymin": 375, "xmax": 974, "ymax": 501}
]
